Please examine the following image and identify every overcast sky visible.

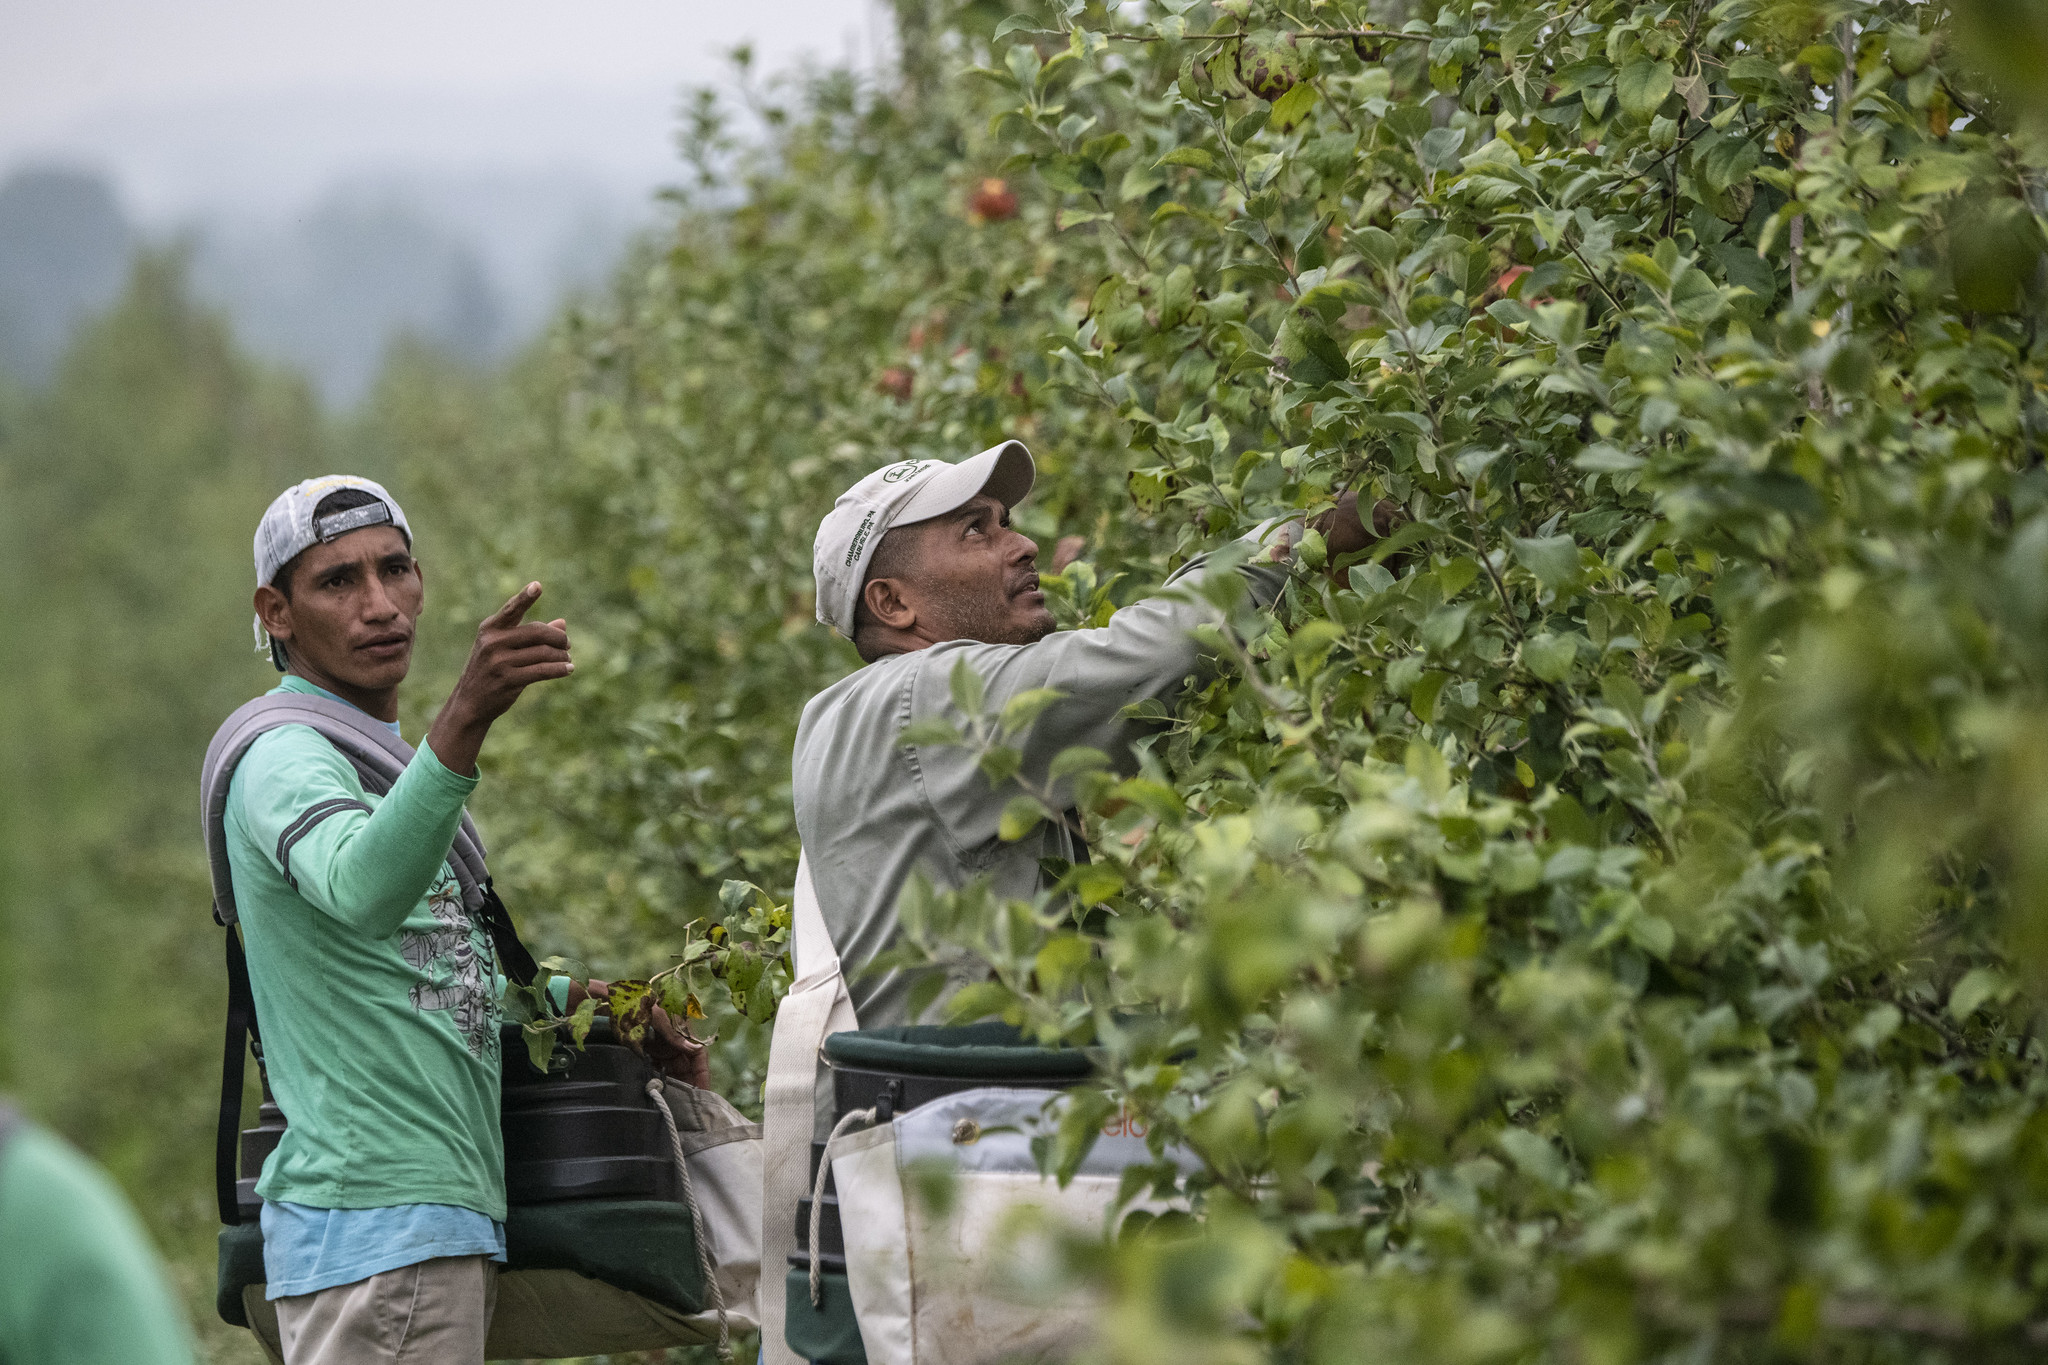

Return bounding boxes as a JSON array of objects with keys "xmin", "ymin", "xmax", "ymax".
[{"xmin": 0, "ymin": 0, "xmax": 881, "ymax": 217}]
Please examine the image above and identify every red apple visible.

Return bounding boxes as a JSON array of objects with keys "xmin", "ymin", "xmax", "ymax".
[{"xmin": 969, "ymin": 177, "xmax": 1019, "ymax": 223}]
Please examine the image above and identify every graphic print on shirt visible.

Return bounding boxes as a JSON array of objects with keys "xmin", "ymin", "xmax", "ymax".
[{"xmin": 400, "ymin": 877, "xmax": 498, "ymax": 1059}]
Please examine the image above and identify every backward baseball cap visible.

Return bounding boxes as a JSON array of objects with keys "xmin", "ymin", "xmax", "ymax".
[
  {"xmin": 812, "ymin": 441, "xmax": 1034, "ymax": 637},
  {"xmin": 251, "ymin": 475, "xmax": 413, "ymax": 663}
]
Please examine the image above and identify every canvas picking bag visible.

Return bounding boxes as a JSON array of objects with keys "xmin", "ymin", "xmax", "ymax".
[{"xmin": 764, "ymin": 862, "xmax": 1196, "ymax": 1365}]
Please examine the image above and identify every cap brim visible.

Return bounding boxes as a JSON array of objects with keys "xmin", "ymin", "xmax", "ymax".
[{"xmin": 895, "ymin": 440, "xmax": 1035, "ymax": 526}]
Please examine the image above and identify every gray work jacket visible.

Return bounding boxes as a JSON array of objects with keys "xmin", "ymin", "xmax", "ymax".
[{"xmin": 790, "ymin": 533, "xmax": 1292, "ymax": 1027}]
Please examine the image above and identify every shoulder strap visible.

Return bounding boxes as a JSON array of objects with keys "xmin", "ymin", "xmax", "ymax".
[
  {"xmin": 216, "ymin": 929, "xmax": 257, "ymax": 1226},
  {"xmin": 759, "ymin": 855, "xmax": 858, "ymax": 1365},
  {"xmin": 202, "ymin": 693, "xmax": 490, "ymax": 925},
  {"xmin": 199, "ymin": 692, "xmax": 533, "ymax": 980},
  {"xmin": 202, "ymin": 693, "xmax": 541, "ymax": 1227}
]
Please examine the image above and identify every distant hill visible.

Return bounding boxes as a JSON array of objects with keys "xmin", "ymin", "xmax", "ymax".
[
  {"xmin": 0, "ymin": 167, "xmax": 134, "ymax": 384},
  {"xmin": 0, "ymin": 164, "xmax": 646, "ymax": 405},
  {"xmin": 188, "ymin": 191, "xmax": 504, "ymax": 404}
]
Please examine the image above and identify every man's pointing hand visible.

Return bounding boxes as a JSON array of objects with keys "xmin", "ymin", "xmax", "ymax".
[{"xmin": 428, "ymin": 581, "xmax": 574, "ymax": 776}]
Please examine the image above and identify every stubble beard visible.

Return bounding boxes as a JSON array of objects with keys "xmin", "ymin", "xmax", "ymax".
[{"xmin": 935, "ymin": 578, "xmax": 1056, "ymax": 647}]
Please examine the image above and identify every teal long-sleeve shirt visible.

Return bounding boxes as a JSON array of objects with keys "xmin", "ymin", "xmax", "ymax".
[{"xmin": 223, "ymin": 676, "xmax": 510, "ymax": 1217}]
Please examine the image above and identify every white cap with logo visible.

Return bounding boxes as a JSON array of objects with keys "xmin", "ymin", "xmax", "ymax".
[
  {"xmin": 251, "ymin": 474, "xmax": 413, "ymax": 663},
  {"xmin": 811, "ymin": 440, "xmax": 1035, "ymax": 636}
]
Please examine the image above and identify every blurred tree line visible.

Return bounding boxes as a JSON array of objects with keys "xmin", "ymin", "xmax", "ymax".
[{"xmin": 0, "ymin": 254, "xmax": 332, "ymax": 1361}]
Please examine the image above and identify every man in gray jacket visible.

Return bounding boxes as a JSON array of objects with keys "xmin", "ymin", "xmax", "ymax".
[{"xmin": 793, "ymin": 440, "xmax": 1378, "ymax": 1026}]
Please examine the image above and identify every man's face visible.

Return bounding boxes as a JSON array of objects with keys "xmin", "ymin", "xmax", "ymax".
[
  {"xmin": 896, "ymin": 494, "xmax": 1056, "ymax": 646},
  {"xmin": 256, "ymin": 527, "xmax": 423, "ymax": 692}
]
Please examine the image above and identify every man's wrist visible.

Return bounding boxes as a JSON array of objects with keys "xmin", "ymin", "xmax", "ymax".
[{"xmin": 426, "ymin": 700, "xmax": 490, "ymax": 777}]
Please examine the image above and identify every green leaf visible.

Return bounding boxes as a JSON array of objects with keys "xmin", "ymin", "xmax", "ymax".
[
  {"xmin": 1949, "ymin": 967, "xmax": 2012, "ymax": 1021},
  {"xmin": 1275, "ymin": 312, "xmax": 1349, "ymax": 387},
  {"xmin": 1850, "ymin": 1003, "xmax": 1902, "ymax": 1051},
  {"xmin": 1410, "ymin": 670, "xmax": 1451, "ymax": 723},
  {"xmin": 523, "ymin": 1022, "xmax": 557, "ymax": 1073},
  {"xmin": 1081, "ymin": 132, "xmax": 1131, "ymax": 164},
  {"xmin": 1156, "ymin": 147, "xmax": 1225, "ymax": 176},
  {"xmin": 942, "ymin": 979, "xmax": 1018, "ymax": 1024},
  {"xmin": 1112, "ymin": 777, "xmax": 1185, "ymax": 822},
  {"xmin": 1497, "ymin": 1127, "xmax": 1568, "ymax": 1188},
  {"xmin": 1511, "ymin": 534, "xmax": 1585, "ymax": 592},
  {"xmin": 1035, "ymin": 933, "xmax": 1094, "ymax": 994},
  {"xmin": 657, "ymin": 974, "xmax": 702, "ymax": 1022},
  {"xmin": 979, "ymin": 744, "xmax": 1023, "ymax": 785},
  {"xmin": 991, "ymin": 13, "xmax": 1040, "ymax": 43},
  {"xmin": 1522, "ymin": 633, "xmax": 1579, "ymax": 682},
  {"xmin": 1417, "ymin": 126, "xmax": 1468, "ymax": 172},
  {"xmin": 950, "ymin": 657, "xmax": 987, "ymax": 715},
  {"xmin": 902, "ymin": 717, "xmax": 966, "ymax": 748},
  {"xmin": 1351, "ymin": 562, "xmax": 1396, "ymax": 596},
  {"xmin": 1421, "ymin": 605, "xmax": 1471, "ymax": 652},
  {"xmin": 1574, "ymin": 445, "xmax": 1642, "ymax": 473},
  {"xmin": 1072, "ymin": 862, "xmax": 1124, "ymax": 906},
  {"xmin": 999, "ymin": 687, "xmax": 1067, "ymax": 736},
  {"xmin": 1005, "ymin": 43, "xmax": 1042, "ymax": 91},
  {"xmin": 1616, "ymin": 60, "xmax": 1675, "ymax": 119},
  {"xmin": 1353, "ymin": 226, "xmax": 1400, "ymax": 270},
  {"xmin": 567, "ymin": 996, "xmax": 598, "ymax": 1048},
  {"xmin": 1368, "ymin": 520, "xmax": 1445, "ymax": 564},
  {"xmin": 1627, "ymin": 913, "xmax": 1675, "ymax": 960},
  {"xmin": 1267, "ymin": 80, "xmax": 1318, "ymax": 132},
  {"xmin": 1051, "ymin": 745, "xmax": 1113, "ymax": 778},
  {"xmin": 999, "ymin": 794, "xmax": 1051, "ymax": 841}
]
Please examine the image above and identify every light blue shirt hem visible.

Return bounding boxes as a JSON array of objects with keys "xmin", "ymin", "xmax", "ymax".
[{"xmin": 261, "ymin": 1199, "xmax": 507, "ymax": 1300}]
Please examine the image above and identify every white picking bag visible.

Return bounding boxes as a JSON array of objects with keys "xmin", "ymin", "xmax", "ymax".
[
  {"xmin": 762, "ymin": 856, "xmax": 1195, "ymax": 1365},
  {"xmin": 824, "ymin": 1087, "xmax": 1197, "ymax": 1365}
]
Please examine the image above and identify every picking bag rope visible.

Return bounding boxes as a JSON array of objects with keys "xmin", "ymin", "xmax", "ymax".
[{"xmin": 200, "ymin": 693, "xmax": 763, "ymax": 1359}]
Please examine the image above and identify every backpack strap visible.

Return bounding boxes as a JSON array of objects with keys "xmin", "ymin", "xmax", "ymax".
[
  {"xmin": 203, "ymin": 694, "xmax": 492, "ymax": 924},
  {"xmin": 216, "ymin": 928, "xmax": 258, "ymax": 1225},
  {"xmin": 201, "ymin": 692, "xmax": 541, "ymax": 1227}
]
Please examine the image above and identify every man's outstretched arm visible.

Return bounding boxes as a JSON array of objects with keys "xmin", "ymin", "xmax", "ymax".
[
  {"xmin": 917, "ymin": 492, "xmax": 1385, "ymax": 793},
  {"xmin": 236, "ymin": 583, "xmax": 574, "ymax": 940}
]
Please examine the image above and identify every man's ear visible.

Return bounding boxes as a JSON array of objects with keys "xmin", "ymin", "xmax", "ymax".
[
  {"xmin": 253, "ymin": 583, "xmax": 293, "ymax": 645},
  {"xmin": 862, "ymin": 575, "xmax": 918, "ymax": 631}
]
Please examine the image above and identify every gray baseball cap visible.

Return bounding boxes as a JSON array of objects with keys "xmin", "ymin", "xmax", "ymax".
[
  {"xmin": 812, "ymin": 441, "xmax": 1034, "ymax": 637},
  {"xmin": 252, "ymin": 475, "xmax": 413, "ymax": 662}
]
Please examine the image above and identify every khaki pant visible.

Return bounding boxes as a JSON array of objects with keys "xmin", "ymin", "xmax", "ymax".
[{"xmin": 274, "ymin": 1255, "xmax": 499, "ymax": 1365}]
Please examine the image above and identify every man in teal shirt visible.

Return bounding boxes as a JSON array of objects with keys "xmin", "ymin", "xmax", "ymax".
[{"xmin": 228, "ymin": 476, "xmax": 698, "ymax": 1362}]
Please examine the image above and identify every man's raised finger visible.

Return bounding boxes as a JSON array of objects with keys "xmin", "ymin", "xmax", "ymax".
[{"xmin": 489, "ymin": 582, "xmax": 545, "ymax": 628}]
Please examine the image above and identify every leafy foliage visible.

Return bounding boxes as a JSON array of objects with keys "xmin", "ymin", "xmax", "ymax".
[{"xmin": 388, "ymin": 0, "xmax": 2048, "ymax": 1357}]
